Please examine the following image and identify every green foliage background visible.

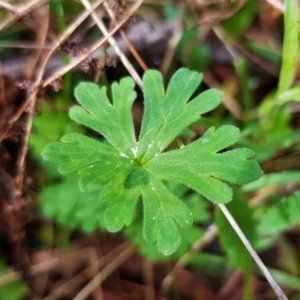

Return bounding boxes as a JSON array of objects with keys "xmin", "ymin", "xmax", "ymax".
[{"xmin": 2, "ymin": 0, "xmax": 300, "ymax": 298}]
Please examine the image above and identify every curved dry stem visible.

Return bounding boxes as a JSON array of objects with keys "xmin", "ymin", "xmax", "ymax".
[
  {"xmin": 80, "ymin": 0, "xmax": 143, "ymax": 88},
  {"xmin": 42, "ymin": 241, "xmax": 130, "ymax": 300},
  {"xmin": 0, "ymin": 0, "xmax": 49, "ymax": 31},
  {"xmin": 143, "ymin": 259, "xmax": 155, "ymax": 300},
  {"xmin": 43, "ymin": 0, "xmax": 145, "ymax": 88},
  {"xmin": 103, "ymin": 0, "xmax": 148, "ymax": 72},
  {"xmin": 160, "ymin": 17, "xmax": 183, "ymax": 76},
  {"xmin": 0, "ymin": 1, "xmax": 16, "ymax": 12},
  {"xmin": 218, "ymin": 203, "xmax": 288, "ymax": 300},
  {"xmin": 197, "ymin": 0, "xmax": 247, "ymax": 25},
  {"xmin": 73, "ymin": 244, "xmax": 136, "ymax": 300}
]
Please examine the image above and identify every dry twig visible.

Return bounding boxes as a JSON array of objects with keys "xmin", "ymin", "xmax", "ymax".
[
  {"xmin": 160, "ymin": 14, "xmax": 183, "ymax": 76},
  {"xmin": 42, "ymin": 0, "xmax": 144, "ymax": 88},
  {"xmin": 213, "ymin": 25, "xmax": 279, "ymax": 78},
  {"xmin": 104, "ymin": 0, "xmax": 148, "ymax": 72},
  {"xmin": 15, "ymin": 0, "xmax": 105, "ymax": 194},
  {"xmin": 143, "ymin": 259, "xmax": 155, "ymax": 300},
  {"xmin": 0, "ymin": 0, "xmax": 49, "ymax": 31},
  {"xmin": 73, "ymin": 244, "xmax": 136, "ymax": 300},
  {"xmin": 80, "ymin": 0, "xmax": 143, "ymax": 88},
  {"xmin": 197, "ymin": 0, "xmax": 247, "ymax": 24},
  {"xmin": 204, "ymin": 71, "xmax": 245, "ymax": 120},
  {"xmin": 42, "ymin": 241, "xmax": 130, "ymax": 300}
]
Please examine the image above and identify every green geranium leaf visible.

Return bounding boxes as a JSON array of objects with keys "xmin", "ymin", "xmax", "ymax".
[
  {"xmin": 137, "ymin": 69, "xmax": 222, "ymax": 163},
  {"xmin": 42, "ymin": 68, "xmax": 262, "ymax": 255},
  {"xmin": 146, "ymin": 125, "xmax": 261, "ymax": 203}
]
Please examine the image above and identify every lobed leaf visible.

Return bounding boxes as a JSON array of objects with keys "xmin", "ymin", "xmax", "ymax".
[
  {"xmin": 137, "ymin": 68, "xmax": 222, "ymax": 163},
  {"xmin": 42, "ymin": 68, "xmax": 262, "ymax": 255},
  {"xmin": 104, "ymin": 187, "xmax": 140, "ymax": 232},
  {"xmin": 42, "ymin": 132, "xmax": 134, "ymax": 192},
  {"xmin": 42, "ymin": 133, "xmax": 113, "ymax": 168},
  {"xmin": 146, "ymin": 126, "xmax": 262, "ymax": 203},
  {"xmin": 71, "ymin": 78, "xmax": 137, "ymax": 156},
  {"xmin": 141, "ymin": 176, "xmax": 193, "ymax": 255}
]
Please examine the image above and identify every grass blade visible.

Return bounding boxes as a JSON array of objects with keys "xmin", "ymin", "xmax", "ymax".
[{"xmin": 278, "ymin": 0, "xmax": 299, "ymax": 94}]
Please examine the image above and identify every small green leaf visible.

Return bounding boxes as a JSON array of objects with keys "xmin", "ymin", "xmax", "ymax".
[
  {"xmin": 41, "ymin": 175, "xmax": 107, "ymax": 232},
  {"xmin": 243, "ymin": 171, "xmax": 300, "ymax": 192},
  {"xmin": 258, "ymin": 192, "xmax": 300, "ymax": 236},
  {"xmin": 185, "ymin": 193, "xmax": 210, "ymax": 223},
  {"xmin": 177, "ymin": 29, "xmax": 210, "ymax": 72},
  {"xmin": 222, "ymin": 1, "xmax": 257, "ymax": 38},
  {"xmin": 0, "ymin": 271, "xmax": 29, "ymax": 300},
  {"xmin": 268, "ymin": 268, "xmax": 300, "ymax": 291},
  {"xmin": 278, "ymin": 84, "xmax": 300, "ymax": 105},
  {"xmin": 187, "ymin": 253, "xmax": 232, "ymax": 280}
]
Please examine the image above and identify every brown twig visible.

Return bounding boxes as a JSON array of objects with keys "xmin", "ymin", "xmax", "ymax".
[
  {"xmin": 42, "ymin": 0, "xmax": 144, "ymax": 88},
  {"xmin": 203, "ymin": 70, "xmax": 245, "ymax": 121},
  {"xmin": 30, "ymin": 220, "xmax": 54, "ymax": 300},
  {"xmin": 15, "ymin": 0, "xmax": 106, "ymax": 193},
  {"xmin": 104, "ymin": 0, "xmax": 148, "ymax": 72},
  {"xmin": 160, "ymin": 13, "xmax": 183, "ymax": 76},
  {"xmin": 0, "ymin": 241, "xmax": 130, "ymax": 290},
  {"xmin": 215, "ymin": 270, "xmax": 244, "ymax": 300},
  {"xmin": 73, "ymin": 244, "xmax": 136, "ymax": 300},
  {"xmin": 4, "ymin": 0, "xmax": 145, "ymax": 144},
  {"xmin": 120, "ymin": 30, "xmax": 148, "ymax": 71},
  {"xmin": 0, "ymin": 61, "xmax": 6, "ymax": 131},
  {"xmin": 42, "ymin": 241, "xmax": 130, "ymax": 300},
  {"xmin": 0, "ymin": 41, "xmax": 54, "ymax": 49},
  {"xmin": 214, "ymin": 25, "xmax": 279, "ymax": 78},
  {"xmin": 4, "ymin": 0, "xmax": 105, "ymax": 131},
  {"xmin": 0, "ymin": 246, "xmax": 90, "ymax": 286},
  {"xmin": 103, "ymin": 1, "xmax": 148, "ymax": 72},
  {"xmin": 24, "ymin": 4, "xmax": 49, "ymax": 80},
  {"xmin": 106, "ymin": 0, "xmax": 148, "ymax": 70},
  {"xmin": 143, "ymin": 258, "xmax": 155, "ymax": 300},
  {"xmin": 197, "ymin": 0, "xmax": 246, "ymax": 25},
  {"xmin": 0, "ymin": 1, "xmax": 16, "ymax": 12},
  {"xmin": 0, "ymin": 0, "xmax": 49, "ymax": 31},
  {"xmin": 80, "ymin": 0, "xmax": 144, "ymax": 88}
]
